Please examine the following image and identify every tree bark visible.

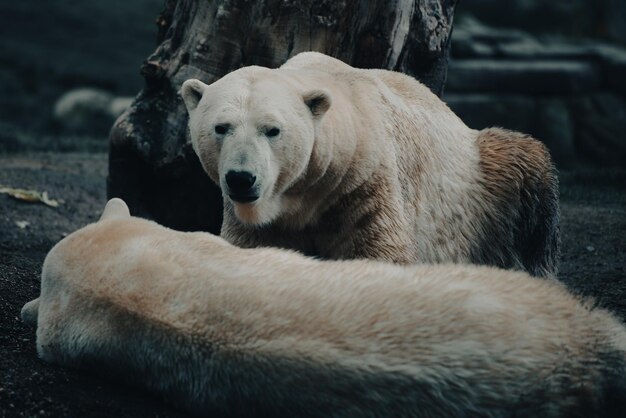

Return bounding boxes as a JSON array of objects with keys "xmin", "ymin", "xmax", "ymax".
[{"xmin": 108, "ymin": 0, "xmax": 458, "ymax": 232}]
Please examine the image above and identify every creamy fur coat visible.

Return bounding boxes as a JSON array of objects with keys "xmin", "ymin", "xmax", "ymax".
[
  {"xmin": 182, "ymin": 52, "xmax": 560, "ymax": 277},
  {"xmin": 22, "ymin": 199, "xmax": 625, "ymax": 417}
]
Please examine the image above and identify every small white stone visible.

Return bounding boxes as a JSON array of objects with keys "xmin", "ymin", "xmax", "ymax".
[{"xmin": 15, "ymin": 220, "xmax": 30, "ymax": 229}]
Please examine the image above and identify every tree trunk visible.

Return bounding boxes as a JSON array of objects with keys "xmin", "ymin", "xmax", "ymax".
[{"xmin": 108, "ymin": 0, "xmax": 458, "ymax": 232}]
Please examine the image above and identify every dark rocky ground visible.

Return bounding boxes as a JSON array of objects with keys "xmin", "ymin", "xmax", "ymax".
[
  {"xmin": 0, "ymin": 153, "xmax": 186, "ymax": 417},
  {"xmin": 0, "ymin": 152, "xmax": 624, "ymax": 417}
]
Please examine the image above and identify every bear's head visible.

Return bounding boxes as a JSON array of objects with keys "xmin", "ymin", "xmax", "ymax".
[{"xmin": 182, "ymin": 67, "xmax": 331, "ymax": 225}]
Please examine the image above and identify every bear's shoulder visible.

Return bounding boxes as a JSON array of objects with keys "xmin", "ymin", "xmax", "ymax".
[{"xmin": 281, "ymin": 52, "xmax": 354, "ymax": 73}]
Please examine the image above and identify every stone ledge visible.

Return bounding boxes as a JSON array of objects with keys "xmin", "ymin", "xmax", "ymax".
[
  {"xmin": 447, "ymin": 60, "xmax": 599, "ymax": 94},
  {"xmin": 444, "ymin": 92, "xmax": 626, "ymax": 167}
]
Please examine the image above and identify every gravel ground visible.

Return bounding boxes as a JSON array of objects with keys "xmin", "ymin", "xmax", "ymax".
[{"xmin": 0, "ymin": 152, "xmax": 624, "ymax": 417}]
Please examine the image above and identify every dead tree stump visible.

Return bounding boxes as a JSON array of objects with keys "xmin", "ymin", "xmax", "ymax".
[{"xmin": 108, "ymin": 0, "xmax": 458, "ymax": 232}]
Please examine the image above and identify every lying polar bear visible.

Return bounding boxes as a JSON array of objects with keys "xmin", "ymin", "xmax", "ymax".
[
  {"xmin": 182, "ymin": 51, "xmax": 559, "ymax": 277},
  {"xmin": 22, "ymin": 199, "xmax": 625, "ymax": 417}
]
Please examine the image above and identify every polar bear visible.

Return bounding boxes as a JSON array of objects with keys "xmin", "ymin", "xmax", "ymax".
[
  {"xmin": 21, "ymin": 199, "xmax": 626, "ymax": 416},
  {"xmin": 181, "ymin": 52, "xmax": 559, "ymax": 277}
]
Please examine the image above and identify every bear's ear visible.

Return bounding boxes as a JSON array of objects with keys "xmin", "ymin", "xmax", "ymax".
[
  {"xmin": 100, "ymin": 198, "xmax": 131, "ymax": 221},
  {"xmin": 303, "ymin": 89, "xmax": 331, "ymax": 118},
  {"xmin": 21, "ymin": 297, "xmax": 39, "ymax": 327},
  {"xmin": 181, "ymin": 79, "xmax": 208, "ymax": 112}
]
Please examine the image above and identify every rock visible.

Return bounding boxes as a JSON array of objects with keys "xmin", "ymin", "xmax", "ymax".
[
  {"xmin": 451, "ymin": 14, "xmax": 626, "ymax": 63},
  {"xmin": 444, "ymin": 94, "xmax": 575, "ymax": 167},
  {"xmin": 493, "ymin": 41, "xmax": 597, "ymax": 61},
  {"xmin": 491, "ymin": 36, "xmax": 543, "ymax": 58},
  {"xmin": 453, "ymin": 15, "xmax": 530, "ymax": 44},
  {"xmin": 444, "ymin": 94, "xmax": 576, "ymax": 168},
  {"xmin": 109, "ymin": 97, "xmax": 135, "ymax": 119},
  {"xmin": 534, "ymin": 99, "xmax": 576, "ymax": 167},
  {"xmin": 451, "ymin": 15, "xmax": 531, "ymax": 59},
  {"xmin": 446, "ymin": 59, "xmax": 600, "ymax": 94},
  {"xmin": 53, "ymin": 89, "xmax": 133, "ymax": 135},
  {"xmin": 447, "ymin": 15, "xmax": 626, "ymax": 167},
  {"xmin": 0, "ymin": 122, "xmax": 23, "ymax": 153},
  {"xmin": 591, "ymin": 45, "xmax": 626, "ymax": 95},
  {"xmin": 607, "ymin": 0, "xmax": 626, "ymax": 45},
  {"xmin": 444, "ymin": 93, "xmax": 536, "ymax": 133},
  {"xmin": 452, "ymin": 25, "xmax": 596, "ymax": 61},
  {"xmin": 455, "ymin": 1, "xmax": 597, "ymax": 37},
  {"xmin": 451, "ymin": 38, "xmax": 495, "ymax": 59},
  {"xmin": 570, "ymin": 93, "xmax": 626, "ymax": 166},
  {"xmin": 0, "ymin": 0, "xmax": 162, "ymax": 137}
]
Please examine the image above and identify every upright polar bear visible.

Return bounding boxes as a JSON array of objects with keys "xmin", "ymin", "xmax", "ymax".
[
  {"xmin": 182, "ymin": 52, "xmax": 559, "ymax": 277},
  {"xmin": 21, "ymin": 199, "xmax": 626, "ymax": 417}
]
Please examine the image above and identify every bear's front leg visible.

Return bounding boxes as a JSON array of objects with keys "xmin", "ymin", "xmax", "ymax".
[
  {"xmin": 221, "ymin": 193, "xmax": 416, "ymax": 263},
  {"xmin": 312, "ymin": 177, "xmax": 418, "ymax": 264},
  {"xmin": 313, "ymin": 218, "xmax": 417, "ymax": 264},
  {"xmin": 220, "ymin": 210, "xmax": 317, "ymax": 255}
]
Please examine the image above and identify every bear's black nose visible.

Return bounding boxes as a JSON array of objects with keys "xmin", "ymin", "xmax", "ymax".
[{"xmin": 225, "ymin": 171, "xmax": 257, "ymax": 194}]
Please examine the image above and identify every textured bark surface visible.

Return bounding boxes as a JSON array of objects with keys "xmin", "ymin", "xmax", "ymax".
[{"xmin": 108, "ymin": 0, "xmax": 458, "ymax": 232}]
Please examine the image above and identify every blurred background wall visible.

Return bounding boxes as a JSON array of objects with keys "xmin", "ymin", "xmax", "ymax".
[
  {"xmin": 446, "ymin": 0, "xmax": 626, "ymax": 168},
  {"xmin": 0, "ymin": 0, "xmax": 162, "ymax": 152},
  {"xmin": 0, "ymin": 0, "xmax": 624, "ymax": 167}
]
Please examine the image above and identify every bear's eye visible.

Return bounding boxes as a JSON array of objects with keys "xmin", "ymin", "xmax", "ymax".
[
  {"xmin": 266, "ymin": 127, "xmax": 280, "ymax": 137},
  {"xmin": 214, "ymin": 124, "xmax": 229, "ymax": 135}
]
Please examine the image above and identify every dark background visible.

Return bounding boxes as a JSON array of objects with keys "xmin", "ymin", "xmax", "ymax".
[
  {"xmin": 447, "ymin": 0, "xmax": 626, "ymax": 168},
  {"xmin": 0, "ymin": 1, "xmax": 624, "ymax": 417},
  {"xmin": 0, "ymin": 0, "xmax": 625, "ymax": 167},
  {"xmin": 0, "ymin": 0, "xmax": 162, "ymax": 152}
]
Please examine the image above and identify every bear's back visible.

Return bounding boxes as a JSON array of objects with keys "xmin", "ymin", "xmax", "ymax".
[
  {"xmin": 281, "ymin": 51, "xmax": 354, "ymax": 73},
  {"xmin": 283, "ymin": 52, "xmax": 453, "ymax": 114}
]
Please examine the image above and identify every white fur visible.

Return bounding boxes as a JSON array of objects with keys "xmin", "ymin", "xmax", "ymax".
[
  {"xmin": 22, "ymin": 199, "xmax": 626, "ymax": 417},
  {"xmin": 183, "ymin": 67, "xmax": 322, "ymax": 225},
  {"xmin": 182, "ymin": 52, "xmax": 559, "ymax": 276}
]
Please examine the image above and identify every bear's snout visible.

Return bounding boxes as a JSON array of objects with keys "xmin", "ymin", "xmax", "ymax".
[{"xmin": 225, "ymin": 171, "xmax": 259, "ymax": 203}]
